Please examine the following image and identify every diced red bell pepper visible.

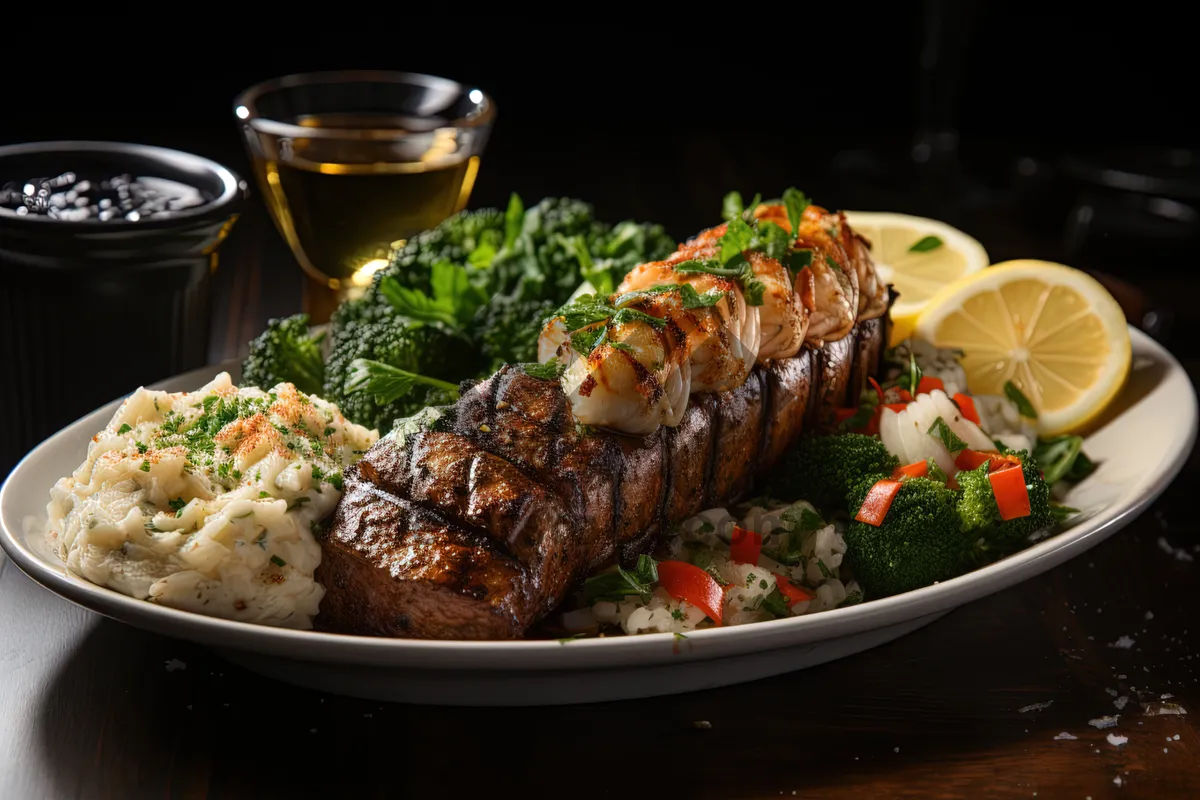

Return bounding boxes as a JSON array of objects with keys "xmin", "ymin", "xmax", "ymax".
[
  {"xmin": 916, "ymin": 376, "xmax": 945, "ymax": 395},
  {"xmin": 989, "ymin": 463, "xmax": 1032, "ymax": 520},
  {"xmin": 773, "ymin": 573, "xmax": 816, "ymax": 606},
  {"xmin": 730, "ymin": 525, "xmax": 763, "ymax": 565},
  {"xmin": 953, "ymin": 393, "xmax": 981, "ymax": 425},
  {"xmin": 656, "ymin": 561, "xmax": 725, "ymax": 625},
  {"xmin": 892, "ymin": 460, "xmax": 930, "ymax": 481},
  {"xmin": 854, "ymin": 479, "xmax": 902, "ymax": 526},
  {"xmin": 955, "ymin": 449, "xmax": 1022, "ymax": 473}
]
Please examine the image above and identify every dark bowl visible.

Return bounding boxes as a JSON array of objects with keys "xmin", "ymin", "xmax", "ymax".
[{"xmin": 0, "ymin": 141, "xmax": 248, "ymax": 476}]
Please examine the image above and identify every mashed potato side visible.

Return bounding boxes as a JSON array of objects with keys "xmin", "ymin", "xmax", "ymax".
[{"xmin": 45, "ymin": 372, "xmax": 377, "ymax": 629}]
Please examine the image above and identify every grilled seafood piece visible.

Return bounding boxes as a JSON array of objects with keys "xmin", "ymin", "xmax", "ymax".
[
  {"xmin": 753, "ymin": 204, "xmax": 858, "ymax": 344},
  {"xmin": 616, "ymin": 260, "xmax": 761, "ymax": 392},
  {"xmin": 672, "ymin": 225, "xmax": 810, "ymax": 361},
  {"xmin": 538, "ymin": 293, "xmax": 692, "ymax": 435}
]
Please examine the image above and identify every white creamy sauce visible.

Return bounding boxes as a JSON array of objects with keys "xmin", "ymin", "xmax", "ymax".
[{"xmin": 45, "ymin": 372, "xmax": 376, "ymax": 629}]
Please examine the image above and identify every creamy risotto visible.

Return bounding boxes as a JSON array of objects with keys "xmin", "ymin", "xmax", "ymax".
[{"xmin": 45, "ymin": 372, "xmax": 376, "ymax": 629}]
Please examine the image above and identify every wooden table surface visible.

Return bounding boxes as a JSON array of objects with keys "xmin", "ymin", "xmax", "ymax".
[{"xmin": 1, "ymin": 180, "xmax": 1197, "ymax": 800}]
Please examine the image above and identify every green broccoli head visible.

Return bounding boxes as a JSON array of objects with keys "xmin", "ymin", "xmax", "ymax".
[
  {"xmin": 476, "ymin": 294, "xmax": 560, "ymax": 370},
  {"xmin": 956, "ymin": 450, "xmax": 1054, "ymax": 559},
  {"xmin": 368, "ymin": 207, "xmax": 505, "ymax": 309},
  {"xmin": 240, "ymin": 314, "xmax": 326, "ymax": 397},
  {"xmin": 770, "ymin": 434, "xmax": 900, "ymax": 509},
  {"xmin": 323, "ymin": 314, "xmax": 480, "ymax": 433},
  {"xmin": 845, "ymin": 475, "xmax": 969, "ymax": 598}
]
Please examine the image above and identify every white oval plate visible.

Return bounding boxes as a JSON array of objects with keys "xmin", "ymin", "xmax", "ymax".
[{"xmin": 2, "ymin": 328, "xmax": 1194, "ymax": 706}]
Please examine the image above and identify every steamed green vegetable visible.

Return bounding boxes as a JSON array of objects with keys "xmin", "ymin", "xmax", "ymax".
[{"xmin": 240, "ymin": 314, "xmax": 326, "ymax": 397}]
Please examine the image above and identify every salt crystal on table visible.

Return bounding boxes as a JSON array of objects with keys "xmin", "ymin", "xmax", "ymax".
[
  {"xmin": 1107, "ymin": 733, "xmax": 1129, "ymax": 746},
  {"xmin": 1109, "ymin": 636, "xmax": 1136, "ymax": 649},
  {"xmin": 1089, "ymin": 715, "xmax": 1120, "ymax": 729},
  {"xmin": 1053, "ymin": 732, "xmax": 1078, "ymax": 740}
]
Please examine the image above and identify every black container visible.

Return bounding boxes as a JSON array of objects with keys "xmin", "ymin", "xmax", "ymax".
[{"xmin": 0, "ymin": 141, "xmax": 247, "ymax": 476}]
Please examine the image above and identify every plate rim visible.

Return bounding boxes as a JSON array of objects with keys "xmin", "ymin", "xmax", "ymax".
[{"xmin": 2, "ymin": 327, "xmax": 1195, "ymax": 670}]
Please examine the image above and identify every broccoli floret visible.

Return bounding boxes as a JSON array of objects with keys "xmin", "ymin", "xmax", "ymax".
[
  {"xmin": 956, "ymin": 451, "xmax": 1054, "ymax": 559},
  {"xmin": 376, "ymin": 207, "xmax": 505, "ymax": 300},
  {"xmin": 240, "ymin": 314, "xmax": 325, "ymax": 396},
  {"xmin": 593, "ymin": 219, "xmax": 677, "ymax": 276},
  {"xmin": 769, "ymin": 434, "xmax": 900, "ymax": 509},
  {"xmin": 323, "ymin": 314, "xmax": 481, "ymax": 433},
  {"xmin": 476, "ymin": 294, "xmax": 560, "ymax": 369},
  {"xmin": 844, "ymin": 475, "xmax": 969, "ymax": 598}
]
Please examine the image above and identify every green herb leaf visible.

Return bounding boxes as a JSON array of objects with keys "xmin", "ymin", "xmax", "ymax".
[
  {"xmin": 117, "ymin": 423, "xmax": 132, "ymax": 436},
  {"xmin": 259, "ymin": 491, "xmax": 271, "ymax": 498},
  {"xmin": 345, "ymin": 358, "xmax": 460, "ymax": 406},
  {"xmin": 761, "ymin": 588, "xmax": 791, "ymax": 618},
  {"xmin": 270, "ymin": 554, "xmax": 287, "ymax": 567},
  {"xmin": 927, "ymin": 458, "xmax": 950, "ymax": 485},
  {"xmin": 169, "ymin": 497, "xmax": 186, "ymax": 516},
  {"xmin": 718, "ymin": 218, "xmax": 756, "ymax": 265},
  {"xmin": 788, "ymin": 248, "xmax": 814, "ymax": 270},
  {"xmin": 378, "ymin": 260, "xmax": 486, "ymax": 332},
  {"xmin": 583, "ymin": 554, "xmax": 659, "ymax": 604},
  {"xmin": 825, "ymin": 254, "xmax": 842, "ymax": 273},
  {"xmin": 390, "ymin": 405, "xmax": 451, "ymax": 447},
  {"xmin": 1004, "ymin": 380, "xmax": 1039, "ymax": 419},
  {"xmin": 928, "ymin": 416, "xmax": 968, "ymax": 453},
  {"xmin": 609, "ymin": 340, "xmax": 634, "ymax": 353},
  {"xmin": 521, "ymin": 362, "xmax": 567, "ymax": 381},
  {"xmin": 1050, "ymin": 504, "xmax": 1081, "ymax": 522},
  {"xmin": 898, "ymin": 352, "xmax": 924, "ymax": 393},
  {"xmin": 552, "ymin": 294, "xmax": 619, "ymax": 333},
  {"xmin": 611, "ymin": 307, "xmax": 666, "ymax": 328},
  {"xmin": 743, "ymin": 192, "xmax": 762, "ymax": 221},
  {"xmin": 570, "ymin": 325, "xmax": 608, "ymax": 356},
  {"xmin": 139, "ymin": 460, "xmax": 151, "ymax": 473},
  {"xmin": 136, "ymin": 441, "xmax": 148, "ymax": 454},
  {"xmin": 503, "ymin": 192, "xmax": 524, "ymax": 251},
  {"xmin": 753, "ymin": 221, "xmax": 792, "ymax": 262},
  {"xmin": 909, "ymin": 235, "xmax": 944, "ymax": 253},
  {"xmin": 816, "ymin": 559, "xmax": 833, "ymax": 579},
  {"xmin": 721, "ymin": 191, "xmax": 743, "ymax": 222},
  {"xmin": 1033, "ymin": 434, "xmax": 1094, "ymax": 485},
  {"xmin": 782, "ymin": 187, "xmax": 810, "ymax": 238},
  {"xmin": 838, "ymin": 590, "xmax": 865, "ymax": 608},
  {"xmin": 557, "ymin": 633, "xmax": 587, "ymax": 644},
  {"xmin": 782, "ymin": 505, "xmax": 825, "ymax": 533}
]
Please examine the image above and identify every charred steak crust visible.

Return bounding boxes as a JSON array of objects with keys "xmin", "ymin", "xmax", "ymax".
[{"xmin": 320, "ymin": 318, "xmax": 882, "ymax": 639}]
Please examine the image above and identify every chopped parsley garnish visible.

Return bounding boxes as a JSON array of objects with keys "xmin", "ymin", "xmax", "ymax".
[
  {"xmin": 671, "ymin": 608, "xmax": 685, "ymax": 621},
  {"xmin": 327, "ymin": 473, "xmax": 343, "ymax": 492},
  {"xmin": 1004, "ymin": 380, "xmax": 1039, "ymax": 419},
  {"xmin": 782, "ymin": 506, "xmax": 825, "ymax": 533},
  {"xmin": 928, "ymin": 416, "xmax": 968, "ymax": 453},
  {"xmin": 673, "ymin": 259, "xmax": 766, "ymax": 307},
  {"xmin": 908, "ymin": 235, "xmax": 944, "ymax": 253},
  {"xmin": 926, "ymin": 459, "xmax": 950, "ymax": 485},
  {"xmin": 323, "ymin": 426, "xmax": 335, "ymax": 437},
  {"xmin": 270, "ymin": 555, "xmax": 287, "ymax": 567},
  {"xmin": 169, "ymin": 497, "xmax": 187, "ymax": 516},
  {"xmin": 521, "ymin": 361, "xmax": 567, "ymax": 381},
  {"xmin": 583, "ymin": 554, "xmax": 659, "ymax": 604},
  {"xmin": 117, "ymin": 423, "xmax": 132, "ymax": 435},
  {"xmin": 136, "ymin": 441, "xmax": 148, "ymax": 454},
  {"xmin": 259, "ymin": 491, "xmax": 271, "ymax": 498},
  {"xmin": 310, "ymin": 520, "xmax": 325, "ymax": 537},
  {"xmin": 825, "ymin": 254, "xmax": 842, "ymax": 272},
  {"xmin": 310, "ymin": 464, "xmax": 325, "ymax": 482},
  {"xmin": 139, "ymin": 461, "xmax": 150, "ymax": 473},
  {"xmin": 816, "ymin": 559, "xmax": 833, "ymax": 579}
]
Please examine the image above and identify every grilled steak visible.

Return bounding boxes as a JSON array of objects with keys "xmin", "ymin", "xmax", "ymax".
[{"xmin": 317, "ymin": 313, "xmax": 887, "ymax": 640}]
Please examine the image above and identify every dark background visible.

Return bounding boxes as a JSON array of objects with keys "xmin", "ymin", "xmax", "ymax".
[{"xmin": 4, "ymin": 8, "xmax": 1197, "ymax": 233}]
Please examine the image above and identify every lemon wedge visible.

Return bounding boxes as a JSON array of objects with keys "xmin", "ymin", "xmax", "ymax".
[
  {"xmin": 915, "ymin": 260, "xmax": 1131, "ymax": 435},
  {"xmin": 844, "ymin": 211, "xmax": 990, "ymax": 344}
]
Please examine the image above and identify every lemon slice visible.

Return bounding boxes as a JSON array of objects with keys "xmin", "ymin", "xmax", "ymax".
[
  {"xmin": 915, "ymin": 260, "xmax": 1131, "ymax": 435},
  {"xmin": 844, "ymin": 211, "xmax": 990, "ymax": 344}
]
